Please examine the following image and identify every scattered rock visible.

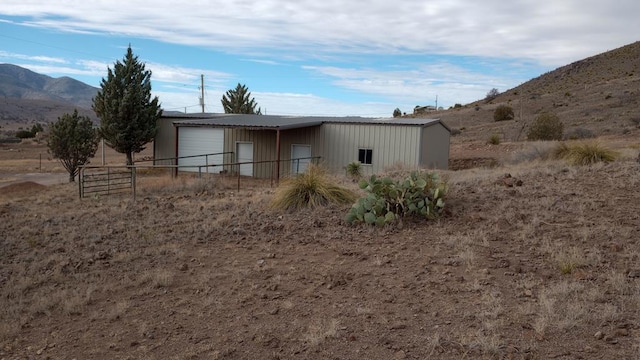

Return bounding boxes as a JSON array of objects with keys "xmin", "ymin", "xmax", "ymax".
[
  {"xmin": 497, "ymin": 259, "xmax": 510, "ymax": 268},
  {"xmin": 627, "ymin": 269, "xmax": 640, "ymax": 278},
  {"xmin": 604, "ymin": 335, "xmax": 617, "ymax": 344},
  {"xmin": 390, "ymin": 323, "xmax": 407, "ymax": 330},
  {"xmin": 232, "ymin": 227, "xmax": 246, "ymax": 235},
  {"xmin": 178, "ymin": 263, "xmax": 188, "ymax": 271},
  {"xmin": 614, "ymin": 328, "xmax": 629, "ymax": 337},
  {"xmin": 393, "ymin": 350, "xmax": 407, "ymax": 359},
  {"xmin": 95, "ymin": 251, "xmax": 111, "ymax": 260},
  {"xmin": 594, "ymin": 331, "xmax": 604, "ymax": 340},
  {"xmin": 497, "ymin": 173, "xmax": 523, "ymax": 187}
]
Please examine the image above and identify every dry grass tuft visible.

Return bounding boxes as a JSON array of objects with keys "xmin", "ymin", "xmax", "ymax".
[
  {"xmin": 508, "ymin": 141, "xmax": 560, "ymax": 163},
  {"xmin": 304, "ymin": 318, "xmax": 340, "ymax": 346},
  {"xmin": 553, "ymin": 246, "xmax": 589, "ymax": 275},
  {"xmin": 553, "ymin": 141, "xmax": 619, "ymax": 165},
  {"xmin": 271, "ymin": 164, "xmax": 357, "ymax": 210}
]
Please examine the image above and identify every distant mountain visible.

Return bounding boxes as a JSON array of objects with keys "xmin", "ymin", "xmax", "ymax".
[{"xmin": 0, "ymin": 64, "xmax": 98, "ymax": 125}]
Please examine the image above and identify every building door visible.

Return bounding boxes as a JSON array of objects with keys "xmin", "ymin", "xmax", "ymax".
[
  {"xmin": 291, "ymin": 144, "xmax": 311, "ymax": 175},
  {"xmin": 177, "ymin": 127, "xmax": 224, "ymax": 173},
  {"xmin": 236, "ymin": 142, "xmax": 254, "ymax": 177}
]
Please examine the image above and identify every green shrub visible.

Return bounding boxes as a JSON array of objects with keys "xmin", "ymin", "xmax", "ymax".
[
  {"xmin": 493, "ymin": 105, "xmax": 514, "ymax": 121},
  {"xmin": 453, "ymin": 103, "xmax": 462, "ymax": 109},
  {"xmin": 392, "ymin": 108, "xmax": 402, "ymax": 118},
  {"xmin": 345, "ymin": 171, "xmax": 447, "ymax": 227},
  {"xmin": 553, "ymin": 141, "xmax": 618, "ymax": 165},
  {"xmin": 15, "ymin": 130, "xmax": 35, "ymax": 139},
  {"xmin": 346, "ymin": 161, "xmax": 363, "ymax": 180},
  {"xmin": 14, "ymin": 124, "xmax": 44, "ymax": 139},
  {"xmin": 488, "ymin": 134, "xmax": 500, "ymax": 145},
  {"xmin": 527, "ymin": 112, "xmax": 563, "ymax": 141},
  {"xmin": 0, "ymin": 137, "xmax": 21, "ymax": 144},
  {"xmin": 271, "ymin": 164, "xmax": 357, "ymax": 210}
]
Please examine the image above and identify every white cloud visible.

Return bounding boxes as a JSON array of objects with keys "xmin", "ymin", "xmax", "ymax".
[
  {"xmin": 0, "ymin": 51, "xmax": 67, "ymax": 64},
  {"xmin": 254, "ymin": 91, "xmax": 393, "ymax": 117},
  {"xmin": 145, "ymin": 63, "xmax": 232, "ymax": 85},
  {"xmin": 2, "ymin": 0, "xmax": 638, "ymax": 66},
  {"xmin": 157, "ymin": 89, "xmax": 395, "ymax": 118},
  {"xmin": 302, "ymin": 63, "xmax": 517, "ymax": 108},
  {"xmin": 3, "ymin": 1, "xmax": 639, "ymax": 116}
]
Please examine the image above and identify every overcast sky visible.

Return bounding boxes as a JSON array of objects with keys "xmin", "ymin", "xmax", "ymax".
[{"xmin": 1, "ymin": 1, "xmax": 638, "ymax": 117}]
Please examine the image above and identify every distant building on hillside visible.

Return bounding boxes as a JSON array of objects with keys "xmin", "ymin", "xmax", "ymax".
[{"xmin": 413, "ymin": 105, "xmax": 436, "ymax": 114}]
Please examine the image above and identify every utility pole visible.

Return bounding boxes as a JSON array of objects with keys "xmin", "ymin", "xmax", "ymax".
[
  {"xmin": 435, "ymin": 95, "xmax": 438, "ymax": 110},
  {"xmin": 200, "ymin": 74, "xmax": 205, "ymax": 113}
]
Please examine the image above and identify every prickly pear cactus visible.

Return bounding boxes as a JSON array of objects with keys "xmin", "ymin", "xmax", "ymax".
[{"xmin": 345, "ymin": 171, "xmax": 447, "ymax": 226}]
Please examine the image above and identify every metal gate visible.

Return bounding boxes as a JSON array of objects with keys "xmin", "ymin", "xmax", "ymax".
[{"xmin": 79, "ymin": 167, "xmax": 135, "ymax": 199}]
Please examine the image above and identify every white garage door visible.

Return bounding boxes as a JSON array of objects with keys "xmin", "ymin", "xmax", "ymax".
[
  {"xmin": 178, "ymin": 127, "xmax": 224, "ymax": 173},
  {"xmin": 291, "ymin": 144, "xmax": 311, "ymax": 175},
  {"xmin": 236, "ymin": 142, "xmax": 254, "ymax": 177}
]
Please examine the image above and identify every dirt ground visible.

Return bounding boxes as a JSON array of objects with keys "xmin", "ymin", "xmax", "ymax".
[{"xmin": 1, "ymin": 140, "xmax": 640, "ymax": 359}]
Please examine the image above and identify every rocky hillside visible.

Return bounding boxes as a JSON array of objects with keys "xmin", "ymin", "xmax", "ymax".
[{"xmin": 418, "ymin": 41, "xmax": 640, "ymax": 142}]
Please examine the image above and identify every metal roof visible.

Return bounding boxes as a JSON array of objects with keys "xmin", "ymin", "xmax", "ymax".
[{"xmin": 163, "ymin": 112, "xmax": 447, "ymax": 131}]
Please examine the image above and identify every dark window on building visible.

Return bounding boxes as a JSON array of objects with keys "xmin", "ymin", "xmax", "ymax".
[{"xmin": 358, "ymin": 148, "xmax": 373, "ymax": 165}]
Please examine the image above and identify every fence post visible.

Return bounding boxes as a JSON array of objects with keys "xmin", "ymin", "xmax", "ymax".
[
  {"xmin": 131, "ymin": 166, "xmax": 136, "ymax": 202},
  {"xmin": 205, "ymin": 154, "xmax": 209, "ymax": 174},
  {"xmin": 78, "ymin": 167, "xmax": 83, "ymax": 199},
  {"xmin": 107, "ymin": 167, "xmax": 111, "ymax": 195}
]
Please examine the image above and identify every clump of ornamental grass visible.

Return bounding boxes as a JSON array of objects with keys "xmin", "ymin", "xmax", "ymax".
[
  {"xmin": 271, "ymin": 164, "xmax": 357, "ymax": 210},
  {"xmin": 553, "ymin": 141, "xmax": 618, "ymax": 165}
]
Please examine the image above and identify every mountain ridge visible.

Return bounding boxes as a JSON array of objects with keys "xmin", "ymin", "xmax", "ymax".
[{"xmin": 0, "ymin": 64, "xmax": 98, "ymax": 126}]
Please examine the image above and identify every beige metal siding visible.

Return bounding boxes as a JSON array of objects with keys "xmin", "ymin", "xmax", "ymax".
[
  {"xmin": 420, "ymin": 123, "xmax": 450, "ymax": 170},
  {"xmin": 223, "ymin": 126, "xmax": 322, "ymax": 178},
  {"xmin": 224, "ymin": 129, "xmax": 276, "ymax": 178},
  {"xmin": 277, "ymin": 126, "xmax": 323, "ymax": 178},
  {"xmin": 153, "ymin": 117, "xmax": 176, "ymax": 165},
  {"xmin": 320, "ymin": 123, "xmax": 422, "ymax": 176}
]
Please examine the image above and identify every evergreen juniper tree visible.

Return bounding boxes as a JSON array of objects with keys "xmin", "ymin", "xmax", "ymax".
[
  {"xmin": 221, "ymin": 83, "xmax": 261, "ymax": 114},
  {"xmin": 47, "ymin": 109, "xmax": 99, "ymax": 182},
  {"xmin": 92, "ymin": 46, "xmax": 162, "ymax": 165}
]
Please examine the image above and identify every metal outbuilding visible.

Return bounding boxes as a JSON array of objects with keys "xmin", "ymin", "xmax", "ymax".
[{"xmin": 154, "ymin": 112, "xmax": 450, "ymax": 179}]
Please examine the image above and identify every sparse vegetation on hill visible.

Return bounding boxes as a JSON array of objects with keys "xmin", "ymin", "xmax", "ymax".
[
  {"xmin": 493, "ymin": 104, "xmax": 514, "ymax": 121},
  {"xmin": 527, "ymin": 112, "xmax": 564, "ymax": 141},
  {"xmin": 484, "ymin": 88, "xmax": 500, "ymax": 103},
  {"xmin": 412, "ymin": 41, "xmax": 640, "ymax": 143}
]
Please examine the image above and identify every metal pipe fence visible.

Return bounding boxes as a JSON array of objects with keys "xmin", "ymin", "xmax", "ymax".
[{"xmin": 78, "ymin": 156, "xmax": 322, "ymax": 199}]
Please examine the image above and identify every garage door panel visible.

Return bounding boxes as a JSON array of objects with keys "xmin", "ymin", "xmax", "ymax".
[{"xmin": 178, "ymin": 127, "xmax": 224, "ymax": 173}]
